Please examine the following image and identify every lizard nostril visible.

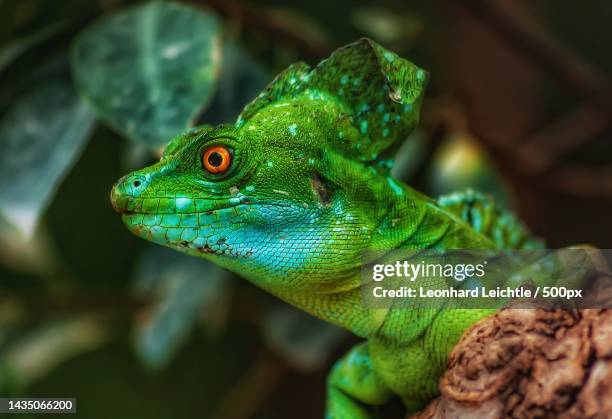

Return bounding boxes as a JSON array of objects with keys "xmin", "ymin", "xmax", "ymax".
[{"xmin": 110, "ymin": 174, "xmax": 148, "ymax": 214}]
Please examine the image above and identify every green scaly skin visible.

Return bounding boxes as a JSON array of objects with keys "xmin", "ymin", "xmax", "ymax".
[{"xmin": 111, "ymin": 39, "xmax": 542, "ymax": 417}]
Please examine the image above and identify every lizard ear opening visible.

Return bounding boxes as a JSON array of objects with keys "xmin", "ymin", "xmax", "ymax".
[
  {"xmin": 310, "ymin": 172, "xmax": 333, "ymax": 207},
  {"xmin": 236, "ymin": 39, "xmax": 428, "ymax": 173}
]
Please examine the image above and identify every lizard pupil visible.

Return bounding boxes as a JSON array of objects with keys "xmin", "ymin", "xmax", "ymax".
[
  {"xmin": 202, "ymin": 145, "xmax": 232, "ymax": 174},
  {"xmin": 208, "ymin": 152, "xmax": 223, "ymax": 167}
]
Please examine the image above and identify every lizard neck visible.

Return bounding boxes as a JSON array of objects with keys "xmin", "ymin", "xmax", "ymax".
[{"xmin": 231, "ymin": 179, "xmax": 497, "ymax": 343}]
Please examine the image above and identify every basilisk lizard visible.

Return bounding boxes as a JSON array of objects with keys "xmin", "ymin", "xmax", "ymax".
[{"xmin": 111, "ymin": 39, "xmax": 544, "ymax": 417}]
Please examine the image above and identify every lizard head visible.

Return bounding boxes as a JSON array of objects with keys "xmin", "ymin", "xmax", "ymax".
[{"xmin": 111, "ymin": 38, "xmax": 427, "ymax": 295}]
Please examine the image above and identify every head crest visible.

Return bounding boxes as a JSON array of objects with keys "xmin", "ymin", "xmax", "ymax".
[{"xmin": 237, "ymin": 38, "xmax": 428, "ymax": 169}]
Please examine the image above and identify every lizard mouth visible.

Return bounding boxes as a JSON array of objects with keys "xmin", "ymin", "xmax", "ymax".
[
  {"xmin": 114, "ymin": 207, "xmax": 134, "ymax": 216},
  {"xmin": 118, "ymin": 210, "xmax": 137, "ymax": 216},
  {"xmin": 118, "ymin": 209, "xmax": 146, "ymax": 221},
  {"xmin": 118, "ymin": 207, "xmax": 248, "ymax": 258}
]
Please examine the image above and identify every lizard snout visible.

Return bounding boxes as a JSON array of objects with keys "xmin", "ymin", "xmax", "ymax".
[{"xmin": 110, "ymin": 174, "xmax": 149, "ymax": 214}]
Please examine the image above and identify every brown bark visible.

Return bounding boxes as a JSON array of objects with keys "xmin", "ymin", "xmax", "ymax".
[{"xmin": 414, "ymin": 308, "xmax": 612, "ymax": 418}]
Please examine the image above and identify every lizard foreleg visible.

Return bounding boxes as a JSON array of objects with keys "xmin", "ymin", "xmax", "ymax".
[{"xmin": 326, "ymin": 342, "xmax": 392, "ymax": 419}]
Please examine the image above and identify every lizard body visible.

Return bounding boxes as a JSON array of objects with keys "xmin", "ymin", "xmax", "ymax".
[{"xmin": 111, "ymin": 39, "xmax": 542, "ymax": 417}]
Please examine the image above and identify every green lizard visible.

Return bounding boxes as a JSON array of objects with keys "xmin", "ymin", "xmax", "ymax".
[{"xmin": 111, "ymin": 39, "xmax": 544, "ymax": 417}]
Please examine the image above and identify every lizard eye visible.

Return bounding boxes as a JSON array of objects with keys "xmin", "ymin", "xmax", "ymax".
[{"xmin": 202, "ymin": 145, "xmax": 232, "ymax": 174}]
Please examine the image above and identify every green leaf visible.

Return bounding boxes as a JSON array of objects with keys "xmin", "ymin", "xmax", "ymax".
[
  {"xmin": 0, "ymin": 77, "xmax": 95, "ymax": 239},
  {"xmin": 71, "ymin": 1, "xmax": 222, "ymax": 148},
  {"xmin": 132, "ymin": 245, "xmax": 231, "ymax": 370}
]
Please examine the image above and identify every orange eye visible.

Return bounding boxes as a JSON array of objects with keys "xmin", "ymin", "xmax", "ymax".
[{"xmin": 202, "ymin": 145, "xmax": 232, "ymax": 174}]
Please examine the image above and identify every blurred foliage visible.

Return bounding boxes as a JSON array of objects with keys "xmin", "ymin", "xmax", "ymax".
[
  {"xmin": 426, "ymin": 134, "xmax": 510, "ymax": 207},
  {"xmin": 0, "ymin": 1, "xmax": 610, "ymax": 418},
  {"xmin": 131, "ymin": 245, "xmax": 232, "ymax": 370},
  {"xmin": 351, "ymin": 6, "xmax": 423, "ymax": 46},
  {"xmin": 72, "ymin": 1, "xmax": 221, "ymax": 148},
  {"xmin": 0, "ymin": 70, "xmax": 95, "ymax": 239}
]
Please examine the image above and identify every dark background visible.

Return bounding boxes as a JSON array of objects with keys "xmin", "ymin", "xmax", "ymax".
[{"xmin": 1, "ymin": 1, "xmax": 611, "ymax": 418}]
